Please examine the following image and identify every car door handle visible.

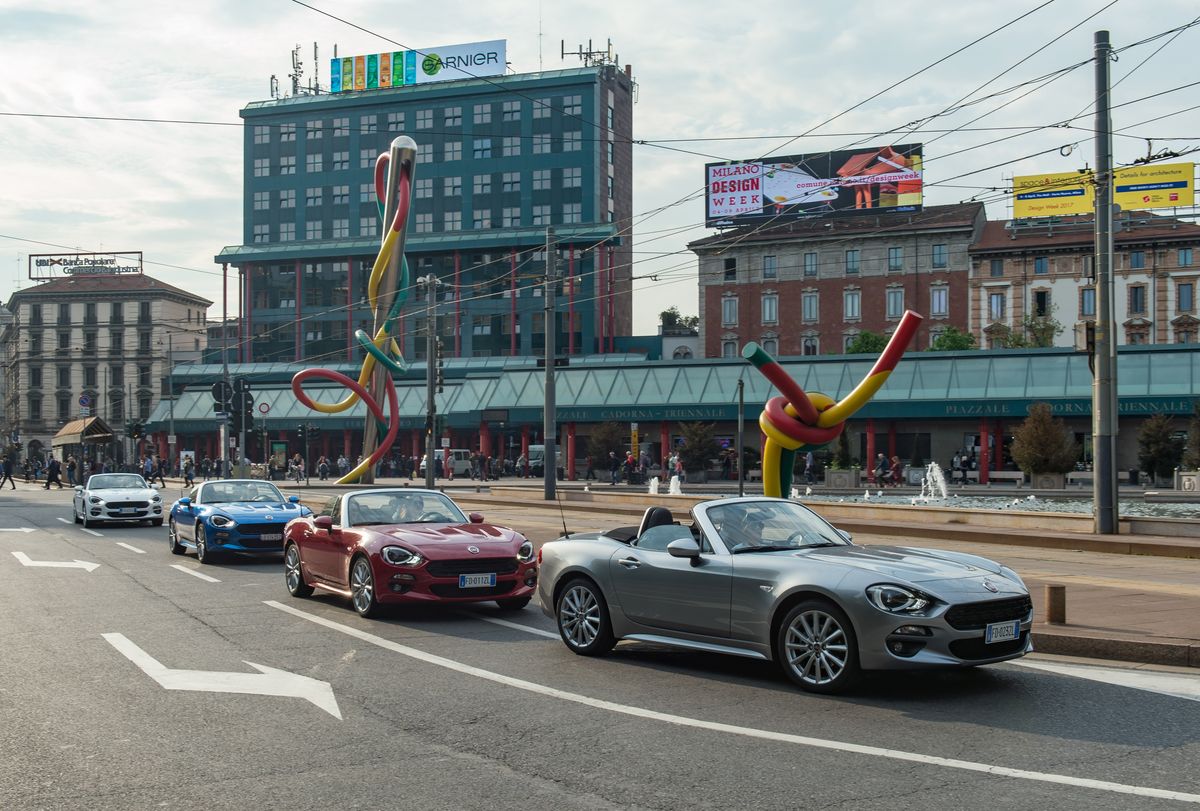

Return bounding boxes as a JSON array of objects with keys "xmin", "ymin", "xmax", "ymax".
[{"xmin": 617, "ymin": 557, "xmax": 640, "ymax": 569}]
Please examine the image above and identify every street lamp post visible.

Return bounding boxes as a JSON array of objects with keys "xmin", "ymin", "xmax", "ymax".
[{"xmin": 167, "ymin": 332, "xmax": 176, "ymax": 472}]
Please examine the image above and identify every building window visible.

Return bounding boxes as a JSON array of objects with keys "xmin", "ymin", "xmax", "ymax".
[
  {"xmin": 1179, "ymin": 248, "xmax": 1193, "ymax": 267},
  {"xmin": 1033, "ymin": 290, "xmax": 1050, "ymax": 317},
  {"xmin": 444, "ymin": 176, "xmax": 462, "ymax": 197},
  {"xmin": 562, "ymin": 203, "xmax": 581, "ymax": 224},
  {"xmin": 332, "ymin": 117, "xmax": 348, "ymax": 136},
  {"xmin": 473, "ymin": 174, "xmax": 492, "ymax": 195},
  {"xmin": 930, "ymin": 286, "xmax": 948, "ymax": 317},
  {"xmin": 359, "ymin": 148, "xmax": 374, "ymax": 169},
  {"xmin": 607, "ymin": 141, "xmax": 615, "ymax": 165},
  {"xmin": 385, "ymin": 112, "xmax": 403, "ymax": 131},
  {"xmin": 803, "ymin": 252, "xmax": 818, "ymax": 276},
  {"xmin": 84, "ymin": 303, "xmax": 96, "ymax": 324},
  {"xmin": 360, "ymin": 216, "xmax": 377, "ymax": 237},
  {"xmin": 29, "ymin": 366, "xmax": 42, "ymax": 387},
  {"xmin": 280, "ymin": 189, "xmax": 295, "ymax": 208},
  {"xmin": 305, "ymin": 221, "xmax": 323, "ymax": 240},
  {"xmin": 721, "ymin": 340, "xmax": 738, "ymax": 358},
  {"xmin": 472, "ymin": 212, "xmax": 491, "ymax": 229},
  {"xmin": 359, "ymin": 182, "xmax": 374, "ymax": 204},
  {"xmin": 932, "ymin": 244, "xmax": 947, "ymax": 268},
  {"xmin": 473, "ymin": 104, "xmax": 493, "ymax": 125},
  {"xmin": 844, "ymin": 290, "xmax": 861, "ymax": 320},
  {"xmin": 563, "ymin": 167, "xmax": 581, "ymax": 188},
  {"xmin": 723, "ymin": 258, "xmax": 736, "ymax": 282},
  {"xmin": 473, "ymin": 138, "xmax": 492, "ymax": 159},
  {"xmin": 332, "ymin": 151, "xmax": 348, "ymax": 171},
  {"xmin": 761, "ymin": 294, "xmax": 778, "ymax": 324},
  {"xmin": 606, "ymin": 176, "xmax": 614, "ymax": 199},
  {"xmin": 306, "ymin": 187, "xmax": 323, "ymax": 206},
  {"xmin": 331, "ymin": 219, "xmax": 349, "ymax": 238},
  {"xmin": 502, "ymin": 100, "xmax": 520, "ymax": 121},
  {"xmin": 845, "ymin": 250, "xmax": 860, "ymax": 274},
  {"xmin": 502, "ymin": 136, "xmax": 520, "ymax": 157},
  {"xmin": 989, "ymin": 292, "xmax": 1006, "ymax": 321},
  {"xmin": 802, "ymin": 336, "xmax": 818, "ymax": 355},
  {"xmin": 606, "ymin": 105, "xmax": 615, "ymax": 130},
  {"xmin": 1081, "ymin": 287, "xmax": 1096, "ymax": 317},
  {"xmin": 444, "ymin": 212, "xmax": 462, "ymax": 231},
  {"xmin": 415, "ymin": 178, "xmax": 432, "ymax": 199},
  {"xmin": 1127, "ymin": 329, "xmax": 1148, "ymax": 345},
  {"xmin": 533, "ymin": 134, "xmax": 551, "ymax": 154},
  {"xmin": 84, "ymin": 366, "xmax": 97, "ymax": 387},
  {"xmin": 1130, "ymin": 250, "xmax": 1146, "ymax": 269},
  {"xmin": 563, "ymin": 132, "xmax": 582, "ymax": 152},
  {"xmin": 533, "ymin": 98, "xmax": 551, "ymax": 119},
  {"xmin": 886, "ymin": 288, "xmax": 904, "ymax": 318},
  {"xmin": 30, "ymin": 332, "xmax": 42, "ymax": 353},
  {"xmin": 253, "ymin": 224, "xmax": 269, "ymax": 243},
  {"xmin": 1179, "ymin": 282, "xmax": 1194, "ymax": 312},
  {"xmin": 802, "ymin": 292, "xmax": 818, "ymax": 322},
  {"xmin": 415, "ymin": 213, "xmax": 433, "ymax": 233},
  {"xmin": 57, "ymin": 329, "xmax": 70, "ymax": 350},
  {"xmin": 358, "ymin": 115, "xmax": 376, "ymax": 135},
  {"xmin": 990, "ymin": 259, "xmax": 1004, "ymax": 277},
  {"xmin": 57, "ymin": 365, "xmax": 70, "ymax": 387},
  {"xmin": 843, "ymin": 335, "xmax": 858, "ymax": 353},
  {"xmin": 110, "ymin": 364, "xmax": 124, "ymax": 386},
  {"xmin": 532, "ymin": 205, "xmax": 551, "ymax": 226},
  {"xmin": 304, "ymin": 153, "xmax": 322, "ymax": 173},
  {"xmin": 253, "ymin": 125, "xmax": 269, "ymax": 144},
  {"xmin": 332, "ymin": 185, "xmax": 349, "ymax": 205},
  {"xmin": 722, "ymin": 297, "xmax": 738, "ymax": 326},
  {"xmin": 532, "ymin": 169, "xmax": 550, "ymax": 190},
  {"xmin": 563, "ymin": 95, "xmax": 582, "ymax": 116},
  {"xmin": 762, "ymin": 255, "xmax": 777, "ymax": 279},
  {"xmin": 444, "ymin": 106, "xmax": 462, "ymax": 127},
  {"xmin": 278, "ymin": 122, "xmax": 295, "ymax": 142},
  {"xmin": 110, "ymin": 303, "xmax": 123, "ymax": 324},
  {"xmin": 1034, "ymin": 256, "xmax": 1049, "ymax": 275},
  {"xmin": 502, "ymin": 207, "xmax": 520, "ymax": 228},
  {"xmin": 888, "ymin": 246, "xmax": 903, "ymax": 271},
  {"xmin": 279, "ymin": 222, "xmax": 295, "ymax": 241},
  {"xmin": 306, "ymin": 120, "xmax": 323, "ymax": 139},
  {"xmin": 415, "ymin": 110, "xmax": 431, "ymax": 129},
  {"xmin": 1177, "ymin": 328, "xmax": 1196, "ymax": 344},
  {"xmin": 253, "ymin": 191, "xmax": 268, "ymax": 210},
  {"xmin": 761, "ymin": 338, "xmax": 778, "ymax": 356},
  {"xmin": 444, "ymin": 141, "xmax": 462, "ymax": 162},
  {"xmin": 1129, "ymin": 285, "xmax": 1146, "ymax": 315},
  {"xmin": 253, "ymin": 158, "xmax": 268, "ymax": 177},
  {"xmin": 502, "ymin": 172, "xmax": 520, "ymax": 193}
]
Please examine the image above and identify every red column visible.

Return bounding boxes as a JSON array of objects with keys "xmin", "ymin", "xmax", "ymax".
[
  {"xmin": 979, "ymin": 418, "xmax": 991, "ymax": 485},
  {"xmin": 993, "ymin": 421, "xmax": 1003, "ymax": 472},
  {"xmin": 866, "ymin": 418, "xmax": 877, "ymax": 484},
  {"xmin": 342, "ymin": 429, "xmax": 351, "ymax": 458},
  {"xmin": 454, "ymin": 250, "xmax": 462, "ymax": 358},
  {"xmin": 411, "ymin": 430, "xmax": 420, "ymax": 459},
  {"xmin": 510, "ymin": 250, "xmax": 517, "ymax": 356},
  {"xmin": 294, "ymin": 258, "xmax": 302, "ymax": 361},
  {"xmin": 887, "ymin": 420, "xmax": 897, "ymax": 460},
  {"xmin": 568, "ymin": 245, "xmax": 576, "ymax": 355},
  {"xmin": 322, "ymin": 434, "xmax": 331, "ymax": 460},
  {"xmin": 660, "ymin": 422, "xmax": 670, "ymax": 470},
  {"xmin": 479, "ymin": 422, "xmax": 491, "ymax": 458},
  {"xmin": 567, "ymin": 422, "xmax": 576, "ymax": 480},
  {"xmin": 597, "ymin": 249, "xmax": 605, "ymax": 353},
  {"xmin": 346, "ymin": 256, "xmax": 354, "ymax": 361}
]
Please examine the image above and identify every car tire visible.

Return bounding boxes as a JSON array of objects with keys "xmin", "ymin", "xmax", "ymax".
[
  {"xmin": 167, "ymin": 520, "xmax": 186, "ymax": 555},
  {"xmin": 349, "ymin": 555, "xmax": 380, "ymax": 618},
  {"xmin": 555, "ymin": 578, "xmax": 616, "ymax": 656},
  {"xmin": 152, "ymin": 518, "xmax": 163, "ymax": 527},
  {"xmin": 495, "ymin": 596, "xmax": 531, "ymax": 611},
  {"xmin": 195, "ymin": 525, "xmax": 217, "ymax": 564},
  {"xmin": 776, "ymin": 599, "xmax": 861, "ymax": 695},
  {"xmin": 285, "ymin": 543, "xmax": 313, "ymax": 598},
  {"xmin": 81, "ymin": 512, "xmax": 92, "ymax": 529},
  {"xmin": 73, "ymin": 506, "xmax": 81, "ymax": 525}
]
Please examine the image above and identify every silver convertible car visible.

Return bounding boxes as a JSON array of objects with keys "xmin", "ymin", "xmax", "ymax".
[{"xmin": 538, "ymin": 497, "xmax": 1032, "ymax": 693}]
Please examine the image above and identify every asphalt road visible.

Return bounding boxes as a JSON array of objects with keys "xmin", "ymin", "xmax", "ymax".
[{"xmin": 1, "ymin": 488, "xmax": 1198, "ymax": 810}]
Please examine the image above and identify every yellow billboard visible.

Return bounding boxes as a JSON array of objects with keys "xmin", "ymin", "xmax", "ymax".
[
  {"xmin": 1013, "ymin": 171, "xmax": 1094, "ymax": 218},
  {"xmin": 1114, "ymin": 162, "xmax": 1194, "ymax": 212}
]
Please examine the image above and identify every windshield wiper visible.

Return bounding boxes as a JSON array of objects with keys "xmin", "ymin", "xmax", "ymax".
[
  {"xmin": 799, "ymin": 541, "xmax": 843, "ymax": 549},
  {"xmin": 732, "ymin": 544, "xmax": 797, "ymax": 554}
]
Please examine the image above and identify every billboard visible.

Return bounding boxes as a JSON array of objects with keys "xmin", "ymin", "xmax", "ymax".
[
  {"xmin": 330, "ymin": 39, "xmax": 506, "ymax": 93},
  {"xmin": 705, "ymin": 143, "xmax": 923, "ymax": 226},
  {"xmin": 1013, "ymin": 163, "xmax": 1194, "ymax": 218},
  {"xmin": 28, "ymin": 251, "xmax": 143, "ymax": 281}
]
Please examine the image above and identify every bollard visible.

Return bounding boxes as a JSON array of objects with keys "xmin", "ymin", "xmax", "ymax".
[{"xmin": 1045, "ymin": 584, "xmax": 1067, "ymax": 624}]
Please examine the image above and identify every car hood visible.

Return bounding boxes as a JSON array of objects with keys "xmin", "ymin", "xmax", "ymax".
[
  {"xmin": 374, "ymin": 523, "xmax": 523, "ymax": 556},
  {"xmin": 91, "ymin": 488, "xmax": 158, "ymax": 500},
  {"xmin": 786, "ymin": 544, "xmax": 1010, "ymax": 585},
  {"xmin": 206, "ymin": 502, "xmax": 304, "ymax": 519}
]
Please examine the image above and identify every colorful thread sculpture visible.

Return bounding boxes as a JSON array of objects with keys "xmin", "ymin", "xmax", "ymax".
[
  {"xmin": 743, "ymin": 309, "xmax": 923, "ymax": 498},
  {"xmin": 291, "ymin": 137, "xmax": 418, "ymax": 483}
]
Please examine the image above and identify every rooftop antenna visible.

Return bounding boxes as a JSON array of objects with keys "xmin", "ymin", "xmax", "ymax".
[
  {"xmin": 538, "ymin": 0, "xmax": 543, "ymax": 71},
  {"xmin": 269, "ymin": 74, "xmax": 279, "ymax": 99},
  {"xmin": 289, "ymin": 43, "xmax": 303, "ymax": 97},
  {"xmin": 561, "ymin": 38, "xmax": 618, "ymax": 67},
  {"xmin": 312, "ymin": 42, "xmax": 320, "ymax": 94}
]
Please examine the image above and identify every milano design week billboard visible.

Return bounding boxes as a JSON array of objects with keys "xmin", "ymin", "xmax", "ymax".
[{"xmin": 705, "ymin": 143, "xmax": 923, "ymax": 227}]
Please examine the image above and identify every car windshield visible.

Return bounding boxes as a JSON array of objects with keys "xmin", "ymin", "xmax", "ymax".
[
  {"xmin": 88, "ymin": 474, "xmax": 147, "ymax": 490},
  {"xmin": 344, "ymin": 491, "xmax": 467, "ymax": 527},
  {"xmin": 704, "ymin": 500, "xmax": 848, "ymax": 553},
  {"xmin": 201, "ymin": 481, "xmax": 286, "ymax": 504}
]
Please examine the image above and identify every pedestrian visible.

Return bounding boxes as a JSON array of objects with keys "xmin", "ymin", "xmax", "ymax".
[
  {"xmin": 890, "ymin": 455, "xmax": 903, "ymax": 487},
  {"xmin": 584, "ymin": 455, "xmax": 595, "ymax": 480},
  {"xmin": 318, "ymin": 456, "xmax": 329, "ymax": 481},
  {"xmin": 44, "ymin": 454, "xmax": 64, "ymax": 489},
  {"xmin": 873, "ymin": 453, "xmax": 888, "ymax": 485},
  {"xmin": 0, "ymin": 455, "xmax": 16, "ymax": 490},
  {"xmin": 517, "ymin": 452, "xmax": 527, "ymax": 478},
  {"xmin": 155, "ymin": 457, "xmax": 168, "ymax": 487},
  {"xmin": 183, "ymin": 456, "xmax": 195, "ymax": 487},
  {"xmin": 66, "ymin": 455, "xmax": 77, "ymax": 487},
  {"xmin": 608, "ymin": 451, "xmax": 619, "ymax": 485},
  {"xmin": 804, "ymin": 451, "xmax": 815, "ymax": 485}
]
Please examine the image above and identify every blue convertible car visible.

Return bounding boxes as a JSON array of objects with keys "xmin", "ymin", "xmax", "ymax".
[{"xmin": 167, "ymin": 479, "xmax": 311, "ymax": 564}]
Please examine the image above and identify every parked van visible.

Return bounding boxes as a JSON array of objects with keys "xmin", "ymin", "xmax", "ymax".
[
  {"xmin": 418, "ymin": 449, "xmax": 473, "ymax": 477},
  {"xmin": 528, "ymin": 444, "xmax": 563, "ymax": 478}
]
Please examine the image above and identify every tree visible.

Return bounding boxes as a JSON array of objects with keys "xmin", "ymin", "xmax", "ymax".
[
  {"xmin": 992, "ymin": 308, "xmax": 1065, "ymax": 349},
  {"xmin": 660, "ymin": 306, "xmax": 698, "ymax": 332},
  {"xmin": 928, "ymin": 327, "xmax": 977, "ymax": 351},
  {"xmin": 677, "ymin": 422, "xmax": 721, "ymax": 475},
  {"xmin": 1185, "ymin": 402, "xmax": 1200, "ymax": 470},
  {"xmin": 833, "ymin": 426, "xmax": 852, "ymax": 469},
  {"xmin": 585, "ymin": 421, "xmax": 626, "ymax": 462},
  {"xmin": 844, "ymin": 331, "xmax": 887, "ymax": 355},
  {"xmin": 1137, "ymin": 413, "xmax": 1184, "ymax": 483},
  {"xmin": 1010, "ymin": 402, "xmax": 1079, "ymax": 476}
]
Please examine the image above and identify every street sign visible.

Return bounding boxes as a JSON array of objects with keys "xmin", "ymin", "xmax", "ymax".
[
  {"xmin": 441, "ymin": 438, "xmax": 451, "ymax": 448},
  {"xmin": 167, "ymin": 434, "xmax": 177, "ymax": 445},
  {"xmin": 233, "ymin": 377, "xmax": 252, "ymax": 394},
  {"xmin": 80, "ymin": 408, "xmax": 91, "ymax": 417},
  {"xmin": 78, "ymin": 394, "xmax": 91, "ymax": 407},
  {"xmin": 258, "ymin": 402, "xmax": 270, "ymax": 414},
  {"xmin": 212, "ymin": 381, "xmax": 233, "ymax": 404}
]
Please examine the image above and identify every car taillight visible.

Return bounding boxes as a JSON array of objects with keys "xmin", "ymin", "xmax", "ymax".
[{"xmin": 537, "ymin": 547, "xmax": 543, "ymax": 565}]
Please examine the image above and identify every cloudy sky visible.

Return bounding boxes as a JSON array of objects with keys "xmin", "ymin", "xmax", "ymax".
[{"xmin": 1, "ymin": 0, "xmax": 1197, "ymax": 333}]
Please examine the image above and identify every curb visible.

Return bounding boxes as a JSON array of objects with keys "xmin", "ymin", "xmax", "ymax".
[{"xmin": 1032, "ymin": 628, "xmax": 1200, "ymax": 668}]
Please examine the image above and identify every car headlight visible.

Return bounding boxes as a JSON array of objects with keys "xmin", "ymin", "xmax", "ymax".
[
  {"xmin": 89, "ymin": 496, "xmax": 103, "ymax": 504},
  {"xmin": 516, "ymin": 540, "xmax": 535, "ymax": 562},
  {"xmin": 866, "ymin": 584, "xmax": 932, "ymax": 614},
  {"xmin": 151, "ymin": 495, "xmax": 161, "ymax": 503},
  {"xmin": 381, "ymin": 546, "xmax": 423, "ymax": 566},
  {"xmin": 210, "ymin": 514, "xmax": 236, "ymax": 528}
]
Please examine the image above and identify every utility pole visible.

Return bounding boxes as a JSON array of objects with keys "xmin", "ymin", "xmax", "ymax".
[
  {"xmin": 736, "ymin": 376, "xmax": 745, "ymax": 498},
  {"xmin": 544, "ymin": 227, "xmax": 557, "ymax": 500},
  {"xmin": 1092, "ymin": 30, "xmax": 1119, "ymax": 534},
  {"xmin": 221, "ymin": 262, "xmax": 231, "ymax": 480},
  {"xmin": 167, "ymin": 332, "xmax": 176, "ymax": 473},
  {"xmin": 423, "ymin": 274, "xmax": 438, "ymax": 489}
]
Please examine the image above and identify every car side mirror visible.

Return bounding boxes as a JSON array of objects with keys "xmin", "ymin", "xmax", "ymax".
[
  {"xmin": 74, "ymin": 485, "xmax": 83, "ymax": 492},
  {"xmin": 314, "ymin": 515, "xmax": 334, "ymax": 532},
  {"xmin": 288, "ymin": 495, "xmax": 300, "ymax": 504},
  {"xmin": 667, "ymin": 538, "xmax": 701, "ymax": 559},
  {"xmin": 152, "ymin": 483, "xmax": 160, "ymax": 489},
  {"xmin": 838, "ymin": 529, "xmax": 853, "ymax": 543},
  {"xmin": 469, "ymin": 512, "xmax": 484, "ymax": 524},
  {"xmin": 178, "ymin": 497, "xmax": 192, "ymax": 507}
]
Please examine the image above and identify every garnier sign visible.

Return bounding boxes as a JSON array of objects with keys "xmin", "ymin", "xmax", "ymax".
[{"xmin": 331, "ymin": 40, "xmax": 506, "ymax": 92}]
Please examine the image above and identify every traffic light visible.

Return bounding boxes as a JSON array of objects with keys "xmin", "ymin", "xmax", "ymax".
[
  {"xmin": 297, "ymin": 423, "xmax": 308, "ymax": 442},
  {"xmin": 308, "ymin": 424, "xmax": 321, "ymax": 443},
  {"xmin": 435, "ymin": 338, "xmax": 445, "ymax": 394},
  {"xmin": 133, "ymin": 423, "xmax": 145, "ymax": 440},
  {"xmin": 125, "ymin": 421, "xmax": 135, "ymax": 439}
]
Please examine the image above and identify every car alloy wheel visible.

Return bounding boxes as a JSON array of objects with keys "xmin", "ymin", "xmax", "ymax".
[
  {"xmin": 556, "ymin": 579, "xmax": 615, "ymax": 656},
  {"xmin": 196, "ymin": 525, "xmax": 215, "ymax": 564},
  {"xmin": 350, "ymin": 556, "xmax": 379, "ymax": 618},
  {"xmin": 73, "ymin": 505, "xmax": 81, "ymax": 525},
  {"xmin": 778, "ymin": 600, "xmax": 860, "ymax": 694},
  {"xmin": 285, "ymin": 544, "xmax": 313, "ymax": 598},
  {"xmin": 167, "ymin": 520, "xmax": 185, "ymax": 555}
]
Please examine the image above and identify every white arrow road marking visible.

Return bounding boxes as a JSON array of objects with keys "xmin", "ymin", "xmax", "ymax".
[
  {"xmin": 170, "ymin": 564, "xmax": 220, "ymax": 583},
  {"xmin": 116, "ymin": 542, "xmax": 146, "ymax": 554},
  {"xmin": 11, "ymin": 551, "xmax": 100, "ymax": 572},
  {"xmin": 0, "ymin": 527, "xmax": 36, "ymax": 533},
  {"xmin": 1011, "ymin": 659, "xmax": 1200, "ymax": 703},
  {"xmin": 81, "ymin": 528, "xmax": 103, "ymax": 537},
  {"xmin": 102, "ymin": 632, "xmax": 341, "ymax": 719},
  {"xmin": 266, "ymin": 600, "xmax": 1200, "ymax": 805}
]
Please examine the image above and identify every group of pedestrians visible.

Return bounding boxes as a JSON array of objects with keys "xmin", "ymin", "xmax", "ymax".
[{"xmin": 873, "ymin": 453, "xmax": 904, "ymax": 487}]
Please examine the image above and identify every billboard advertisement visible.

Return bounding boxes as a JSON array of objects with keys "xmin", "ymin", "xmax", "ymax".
[
  {"xmin": 330, "ymin": 40, "xmax": 506, "ymax": 93},
  {"xmin": 705, "ymin": 143, "xmax": 923, "ymax": 226},
  {"xmin": 1013, "ymin": 163, "xmax": 1194, "ymax": 218},
  {"xmin": 28, "ymin": 251, "xmax": 143, "ymax": 281}
]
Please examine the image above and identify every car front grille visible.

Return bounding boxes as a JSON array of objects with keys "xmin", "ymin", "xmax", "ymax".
[
  {"xmin": 232, "ymin": 523, "xmax": 283, "ymax": 537},
  {"xmin": 107, "ymin": 501, "xmax": 150, "ymax": 509},
  {"xmin": 429, "ymin": 581, "xmax": 516, "ymax": 598},
  {"xmin": 949, "ymin": 632, "xmax": 1028, "ymax": 660},
  {"xmin": 426, "ymin": 558, "xmax": 518, "ymax": 578},
  {"xmin": 944, "ymin": 595, "xmax": 1033, "ymax": 630}
]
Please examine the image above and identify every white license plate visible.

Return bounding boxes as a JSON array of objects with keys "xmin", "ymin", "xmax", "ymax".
[
  {"xmin": 260, "ymin": 533, "xmax": 282, "ymax": 541},
  {"xmin": 459, "ymin": 573, "xmax": 496, "ymax": 588},
  {"xmin": 985, "ymin": 620, "xmax": 1021, "ymax": 644},
  {"xmin": 118, "ymin": 508, "xmax": 138, "ymax": 514}
]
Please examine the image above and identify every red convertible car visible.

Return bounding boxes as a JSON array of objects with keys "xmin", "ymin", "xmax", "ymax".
[{"xmin": 283, "ymin": 488, "xmax": 538, "ymax": 617}]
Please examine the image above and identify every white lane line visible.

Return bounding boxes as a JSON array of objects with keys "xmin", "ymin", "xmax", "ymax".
[
  {"xmin": 264, "ymin": 600, "xmax": 1200, "ymax": 805},
  {"xmin": 1012, "ymin": 659, "xmax": 1200, "ymax": 703},
  {"xmin": 116, "ymin": 542, "xmax": 147, "ymax": 555},
  {"xmin": 56, "ymin": 517, "xmax": 72, "ymax": 525},
  {"xmin": 171, "ymin": 564, "xmax": 220, "ymax": 583},
  {"xmin": 466, "ymin": 613, "xmax": 560, "ymax": 640},
  {"xmin": 81, "ymin": 528, "xmax": 103, "ymax": 537}
]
